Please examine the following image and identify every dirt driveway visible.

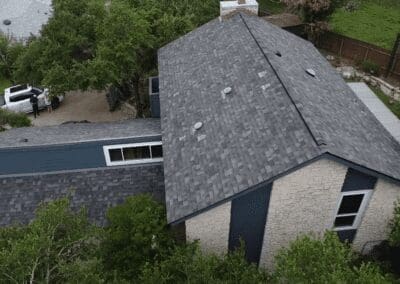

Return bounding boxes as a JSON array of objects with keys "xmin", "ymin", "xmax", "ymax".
[{"xmin": 29, "ymin": 90, "xmax": 131, "ymax": 127}]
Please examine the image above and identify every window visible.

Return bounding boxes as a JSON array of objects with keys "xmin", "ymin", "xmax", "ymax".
[
  {"xmin": 103, "ymin": 142, "xmax": 163, "ymax": 166},
  {"xmin": 333, "ymin": 190, "xmax": 372, "ymax": 231}
]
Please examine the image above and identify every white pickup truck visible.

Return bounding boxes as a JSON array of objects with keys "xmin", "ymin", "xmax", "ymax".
[{"xmin": 0, "ymin": 84, "xmax": 63, "ymax": 113}]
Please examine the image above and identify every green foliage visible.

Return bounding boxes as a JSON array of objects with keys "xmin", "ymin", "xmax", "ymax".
[
  {"xmin": 0, "ymin": 198, "xmax": 101, "ymax": 283},
  {"xmin": 361, "ymin": 59, "xmax": 381, "ymax": 76},
  {"xmin": 0, "ymin": 108, "xmax": 31, "ymax": 129},
  {"xmin": 273, "ymin": 231, "xmax": 392, "ymax": 283},
  {"xmin": 389, "ymin": 200, "xmax": 400, "ymax": 247},
  {"xmin": 330, "ymin": 0, "xmax": 400, "ymax": 50},
  {"xmin": 0, "ymin": 34, "xmax": 25, "ymax": 82},
  {"xmin": 140, "ymin": 243, "xmax": 269, "ymax": 283},
  {"xmin": 101, "ymin": 194, "xmax": 175, "ymax": 280}
]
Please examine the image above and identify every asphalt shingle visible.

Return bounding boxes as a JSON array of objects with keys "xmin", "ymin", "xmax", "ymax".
[
  {"xmin": 159, "ymin": 13, "xmax": 400, "ymax": 223},
  {"xmin": 0, "ymin": 119, "xmax": 161, "ymax": 148}
]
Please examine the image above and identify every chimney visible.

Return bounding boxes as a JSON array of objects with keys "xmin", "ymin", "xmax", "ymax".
[{"xmin": 220, "ymin": 0, "xmax": 259, "ymax": 17}]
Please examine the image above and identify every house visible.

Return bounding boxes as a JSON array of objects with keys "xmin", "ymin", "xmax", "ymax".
[
  {"xmin": 0, "ymin": 0, "xmax": 400, "ymax": 270},
  {"xmin": 0, "ymin": 119, "xmax": 164, "ymax": 225},
  {"xmin": 157, "ymin": 1, "xmax": 400, "ymax": 268}
]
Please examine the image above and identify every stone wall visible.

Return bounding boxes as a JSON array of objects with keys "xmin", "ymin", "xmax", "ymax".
[
  {"xmin": 186, "ymin": 201, "xmax": 231, "ymax": 255},
  {"xmin": 353, "ymin": 178, "xmax": 400, "ymax": 253},
  {"xmin": 0, "ymin": 163, "xmax": 164, "ymax": 226},
  {"xmin": 259, "ymin": 159, "xmax": 348, "ymax": 269}
]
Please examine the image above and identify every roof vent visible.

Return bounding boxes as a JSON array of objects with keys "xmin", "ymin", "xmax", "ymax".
[
  {"xmin": 19, "ymin": 138, "xmax": 28, "ymax": 143},
  {"xmin": 194, "ymin": 122, "xmax": 203, "ymax": 131},
  {"xmin": 275, "ymin": 51, "xmax": 282, "ymax": 57},
  {"xmin": 3, "ymin": 19, "xmax": 11, "ymax": 26},
  {"xmin": 223, "ymin": 87, "xmax": 232, "ymax": 95},
  {"xmin": 306, "ymin": 68, "xmax": 316, "ymax": 77}
]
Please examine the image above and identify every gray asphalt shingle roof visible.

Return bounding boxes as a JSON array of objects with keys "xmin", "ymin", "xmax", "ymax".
[
  {"xmin": 0, "ymin": 119, "xmax": 161, "ymax": 148},
  {"xmin": 158, "ymin": 13, "xmax": 400, "ymax": 223}
]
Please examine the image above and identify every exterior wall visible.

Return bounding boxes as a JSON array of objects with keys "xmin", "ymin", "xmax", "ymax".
[
  {"xmin": 259, "ymin": 159, "xmax": 348, "ymax": 269},
  {"xmin": 353, "ymin": 178, "xmax": 400, "ymax": 252},
  {"xmin": 0, "ymin": 163, "xmax": 164, "ymax": 226},
  {"xmin": 186, "ymin": 201, "xmax": 231, "ymax": 255},
  {"xmin": 0, "ymin": 135, "xmax": 161, "ymax": 175}
]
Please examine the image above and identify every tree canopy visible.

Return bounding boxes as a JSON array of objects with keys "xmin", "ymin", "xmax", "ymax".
[{"xmin": 8, "ymin": 0, "xmax": 219, "ymax": 116}]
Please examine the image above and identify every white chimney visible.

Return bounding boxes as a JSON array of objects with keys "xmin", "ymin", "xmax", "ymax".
[{"xmin": 220, "ymin": 0, "xmax": 259, "ymax": 17}]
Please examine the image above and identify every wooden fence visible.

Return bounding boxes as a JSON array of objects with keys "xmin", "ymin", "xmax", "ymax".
[{"xmin": 316, "ymin": 31, "xmax": 400, "ymax": 80}]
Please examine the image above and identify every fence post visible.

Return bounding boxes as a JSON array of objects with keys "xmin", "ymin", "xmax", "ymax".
[{"xmin": 385, "ymin": 33, "xmax": 400, "ymax": 77}]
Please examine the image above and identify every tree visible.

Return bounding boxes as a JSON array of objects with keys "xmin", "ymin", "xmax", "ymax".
[
  {"xmin": 100, "ymin": 194, "xmax": 175, "ymax": 280},
  {"xmin": 273, "ymin": 231, "xmax": 393, "ymax": 283},
  {"xmin": 0, "ymin": 198, "xmax": 101, "ymax": 283},
  {"xmin": 0, "ymin": 34, "xmax": 24, "ymax": 83},
  {"xmin": 140, "ymin": 243, "xmax": 269, "ymax": 283},
  {"xmin": 281, "ymin": 0, "xmax": 344, "ymax": 22}
]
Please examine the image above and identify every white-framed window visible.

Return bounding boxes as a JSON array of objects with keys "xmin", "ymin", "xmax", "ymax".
[
  {"xmin": 103, "ymin": 142, "xmax": 163, "ymax": 166},
  {"xmin": 333, "ymin": 190, "xmax": 372, "ymax": 231}
]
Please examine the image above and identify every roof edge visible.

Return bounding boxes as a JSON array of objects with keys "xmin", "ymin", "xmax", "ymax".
[{"xmin": 168, "ymin": 152, "xmax": 400, "ymax": 225}]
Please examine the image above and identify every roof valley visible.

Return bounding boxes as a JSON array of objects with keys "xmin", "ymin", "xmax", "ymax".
[{"xmin": 238, "ymin": 13, "xmax": 322, "ymax": 148}]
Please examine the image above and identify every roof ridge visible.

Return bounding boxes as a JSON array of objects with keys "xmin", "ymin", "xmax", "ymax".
[{"xmin": 239, "ymin": 13, "xmax": 325, "ymax": 148}]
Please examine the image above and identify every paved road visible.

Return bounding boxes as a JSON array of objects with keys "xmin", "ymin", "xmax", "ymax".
[{"xmin": 0, "ymin": 0, "xmax": 52, "ymax": 40}]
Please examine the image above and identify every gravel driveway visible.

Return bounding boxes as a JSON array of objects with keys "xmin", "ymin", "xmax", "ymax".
[{"xmin": 29, "ymin": 90, "xmax": 131, "ymax": 127}]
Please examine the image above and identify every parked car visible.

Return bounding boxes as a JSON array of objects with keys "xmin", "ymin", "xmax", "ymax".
[{"xmin": 0, "ymin": 84, "xmax": 64, "ymax": 113}]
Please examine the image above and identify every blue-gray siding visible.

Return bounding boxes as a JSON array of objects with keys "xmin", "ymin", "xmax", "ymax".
[
  {"xmin": 0, "ymin": 136, "xmax": 161, "ymax": 175},
  {"xmin": 229, "ymin": 183, "xmax": 272, "ymax": 264}
]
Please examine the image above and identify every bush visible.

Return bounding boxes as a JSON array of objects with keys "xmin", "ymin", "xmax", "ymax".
[
  {"xmin": 273, "ymin": 232, "xmax": 393, "ymax": 283},
  {"xmin": 361, "ymin": 60, "xmax": 381, "ymax": 76},
  {"xmin": 389, "ymin": 200, "xmax": 400, "ymax": 247},
  {"xmin": 0, "ymin": 108, "xmax": 31, "ymax": 128},
  {"xmin": 101, "ymin": 194, "xmax": 175, "ymax": 280},
  {"xmin": 0, "ymin": 198, "xmax": 101, "ymax": 283},
  {"xmin": 140, "ymin": 243, "xmax": 269, "ymax": 283}
]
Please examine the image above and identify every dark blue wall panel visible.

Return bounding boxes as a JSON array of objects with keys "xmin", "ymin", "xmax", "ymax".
[
  {"xmin": 336, "ymin": 229, "xmax": 357, "ymax": 243},
  {"xmin": 228, "ymin": 183, "xmax": 272, "ymax": 264},
  {"xmin": 342, "ymin": 168, "xmax": 377, "ymax": 192},
  {"xmin": 150, "ymin": 94, "xmax": 160, "ymax": 118},
  {"xmin": 0, "ymin": 136, "xmax": 161, "ymax": 175}
]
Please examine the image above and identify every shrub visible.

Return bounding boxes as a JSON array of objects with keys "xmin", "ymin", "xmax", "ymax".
[
  {"xmin": 389, "ymin": 199, "xmax": 400, "ymax": 247},
  {"xmin": 0, "ymin": 108, "xmax": 31, "ymax": 128},
  {"xmin": 0, "ymin": 198, "xmax": 101, "ymax": 283},
  {"xmin": 140, "ymin": 243, "xmax": 269, "ymax": 283},
  {"xmin": 361, "ymin": 60, "xmax": 381, "ymax": 76},
  {"xmin": 273, "ymin": 231, "xmax": 392, "ymax": 283},
  {"xmin": 101, "ymin": 194, "xmax": 175, "ymax": 280}
]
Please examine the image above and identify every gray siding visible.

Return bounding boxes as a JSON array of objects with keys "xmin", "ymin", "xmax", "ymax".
[
  {"xmin": 0, "ymin": 164, "xmax": 165, "ymax": 226},
  {"xmin": 0, "ymin": 136, "xmax": 161, "ymax": 175}
]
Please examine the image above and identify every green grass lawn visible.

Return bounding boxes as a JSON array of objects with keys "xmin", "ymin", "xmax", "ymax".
[
  {"xmin": 258, "ymin": 0, "xmax": 286, "ymax": 14},
  {"xmin": 370, "ymin": 85, "xmax": 400, "ymax": 119},
  {"xmin": 330, "ymin": 0, "xmax": 400, "ymax": 50}
]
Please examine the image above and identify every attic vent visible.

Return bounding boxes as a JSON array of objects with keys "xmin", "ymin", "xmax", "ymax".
[
  {"xmin": 223, "ymin": 87, "xmax": 232, "ymax": 95},
  {"xmin": 275, "ymin": 51, "xmax": 282, "ymax": 57},
  {"xmin": 306, "ymin": 69, "xmax": 316, "ymax": 77},
  {"xmin": 194, "ymin": 122, "xmax": 203, "ymax": 131}
]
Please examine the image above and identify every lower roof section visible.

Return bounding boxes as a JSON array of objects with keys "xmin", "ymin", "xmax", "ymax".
[
  {"xmin": 348, "ymin": 82, "xmax": 400, "ymax": 143},
  {"xmin": 0, "ymin": 119, "xmax": 161, "ymax": 149}
]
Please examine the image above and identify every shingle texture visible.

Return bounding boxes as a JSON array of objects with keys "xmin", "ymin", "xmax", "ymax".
[
  {"xmin": 158, "ymin": 13, "xmax": 400, "ymax": 223},
  {"xmin": 0, "ymin": 119, "xmax": 161, "ymax": 148}
]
